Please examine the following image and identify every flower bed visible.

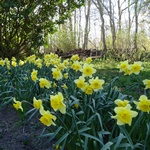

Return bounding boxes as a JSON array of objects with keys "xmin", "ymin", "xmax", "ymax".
[{"xmin": 0, "ymin": 54, "xmax": 150, "ymax": 150}]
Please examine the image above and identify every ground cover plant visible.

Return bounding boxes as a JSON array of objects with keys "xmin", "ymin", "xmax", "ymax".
[{"xmin": 0, "ymin": 54, "xmax": 150, "ymax": 150}]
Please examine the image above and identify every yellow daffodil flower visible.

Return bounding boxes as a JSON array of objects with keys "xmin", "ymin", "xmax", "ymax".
[
  {"xmin": 74, "ymin": 103, "xmax": 79, "ymax": 109},
  {"xmin": 39, "ymin": 109, "xmax": 56, "ymax": 127},
  {"xmin": 57, "ymin": 63, "xmax": 65, "ymax": 71},
  {"xmin": 134, "ymin": 95, "xmax": 150, "ymax": 113},
  {"xmin": 11, "ymin": 61, "xmax": 17, "ymax": 67},
  {"xmin": 143, "ymin": 79, "xmax": 150, "ymax": 89},
  {"xmin": 64, "ymin": 73, "xmax": 68, "ymax": 79},
  {"xmin": 123, "ymin": 64, "xmax": 132, "ymax": 75},
  {"xmin": 85, "ymin": 57, "xmax": 92, "ymax": 64},
  {"xmin": 111, "ymin": 104, "xmax": 138, "ymax": 126},
  {"xmin": 19, "ymin": 60, "xmax": 25, "ymax": 66},
  {"xmin": 119, "ymin": 60, "xmax": 129, "ymax": 72},
  {"xmin": 39, "ymin": 78, "xmax": 51, "ymax": 89},
  {"xmin": 62, "ymin": 84, "xmax": 68, "ymax": 89},
  {"xmin": 50, "ymin": 92, "xmax": 66, "ymax": 114},
  {"xmin": 31, "ymin": 69, "xmax": 38, "ymax": 82},
  {"xmin": 11, "ymin": 57, "xmax": 16, "ymax": 61},
  {"xmin": 89, "ymin": 77, "xmax": 105, "ymax": 91},
  {"xmin": 55, "ymin": 145, "xmax": 62, "ymax": 150},
  {"xmin": 71, "ymin": 61, "xmax": 82, "ymax": 71},
  {"xmin": 33, "ymin": 97, "xmax": 43, "ymax": 109},
  {"xmin": 26, "ymin": 54, "xmax": 36, "ymax": 63},
  {"xmin": 52, "ymin": 68, "xmax": 63, "ymax": 80},
  {"xmin": 74, "ymin": 76, "xmax": 87, "ymax": 90},
  {"xmin": 13, "ymin": 98, "xmax": 23, "ymax": 112},
  {"xmin": 84, "ymin": 84, "xmax": 93, "ymax": 95},
  {"xmin": 71, "ymin": 54, "xmax": 80, "ymax": 61},
  {"xmin": 81, "ymin": 63, "xmax": 96, "ymax": 77},
  {"xmin": 0, "ymin": 59, "xmax": 5, "ymax": 66},
  {"xmin": 4, "ymin": 58, "xmax": 10, "ymax": 70},
  {"xmin": 63, "ymin": 59, "xmax": 69, "ymax": 67},
  {"xmin": 131, "ymin": 61, "xmax": 143, "ymax": 75},
  {"xmin": 114, "ymin": 99, "xmax": 129, "ymax": 107},
  {"xmin": 53, "ymin": 82, "xmax": 57, "ymax": 88}
]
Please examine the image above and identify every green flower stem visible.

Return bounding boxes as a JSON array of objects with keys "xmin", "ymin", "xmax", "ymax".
[
  {"xmin": 120, "ymin": 125, "xmax": 134, "ymax": 149},
  {"xmin": 129, "ymin": 111, "xmax": 144, "ymax": 136},
  {"xmin": 55, "ymin": 113, "xmax": 69, "ymax": 132},
  {"xmin": 71, "ymin": 109, "xmax": 83, "ymax": 150}
]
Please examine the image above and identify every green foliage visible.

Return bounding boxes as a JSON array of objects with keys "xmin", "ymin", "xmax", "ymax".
[
  {"xmin": 105, "ymin": 29, "xmax": 150, "ymax": 62},
  {"xmin": 47, "ymin": 26, "xmax": 77, "ymax": 53},
  {"xmin": 0, "ymin": 56, "xmax": 150, "ymax": 149},
  {"xmin": 94, "ymin": 59, "xmax": 150, "ymax": 99},
  {"xmin": 0, "ymin": 0, "xmax": 84, "ymax": 59}
]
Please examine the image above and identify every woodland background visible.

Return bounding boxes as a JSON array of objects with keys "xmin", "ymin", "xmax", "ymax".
[{"xmin": 0, "ymin": 0, "xmax": 150, "ymax": 61}]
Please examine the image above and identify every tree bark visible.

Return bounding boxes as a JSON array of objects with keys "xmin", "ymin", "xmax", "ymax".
[
  {"xmin": 134, "ymin": 0, "xmax": 138, "ymax": 51},
  {"xmin": 93, "ymin": 0, "xmax": 107, "ymax": 51},
  {"xmin": 128, "ymin": 0, "xmax": 131, "ymax": 49},
  {"xmin": 83, "ymin": 0, "xmax": 91, "ymax": 49},
  {"xmin": 108, "ymin": 0, "xmax": 116, "ymax": 49}
]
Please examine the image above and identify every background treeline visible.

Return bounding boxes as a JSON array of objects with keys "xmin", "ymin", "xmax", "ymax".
[{"xmin": 0, "ymin": 0, "xmax": 150, "ymax": 61}]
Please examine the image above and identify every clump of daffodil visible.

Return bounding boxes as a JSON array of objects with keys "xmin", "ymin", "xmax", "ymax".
[
  {"xmin": 111, "ymin": 104, "xmax": 138, "ymax": 126},
  {"xmin": 13, "ymin": 98, "xmax": 23, "ymax": 112},
  {"xmin": 57, "ymin": 63, "xmax": 65, "ymax": 71},
  {"xmin": 114, "ymin": 99, "xmax": 129, "ymax": 107},
  {"xmin": 131, "ymin": 61, "xmax": 143, "ymax": 75},
  {"xmin": 39, "ymin": 78, "xmax": 51, "ymax": 89},
  {"xmin": 119, "ymin": 60, "xmax": 143, "ymax": 75},
  {"xmin": 26, "ymin": 54, "xmax": 36, "ymax": 64},
  {"xmin": 52, "ymin": 68, "xmax": 63, "ymax": 80},
  {"xmin": 33, "ymin": 97, "xmax": 43, "ymax": 109},
  {"xmin": 39, "ymin": 107, "xmax": 57, "ymax": 127},
  {"xmin": 44, "ymin": 54, "xmax": 51, "ymax": 67},
  {"xmin": 34, "ymin": 58, "xmax": 42, "ymax": 68},
  {"xmin": 74, "ymin": 76, "xmax": 87, "ymax": 91},
  {"xmin": 71, "ymin": 61, "xmax": 82, "ymax": 71},
  {"xmin": 31, "ymin": 69, "xmax": 38, "ymax": 82},
  {"xmin": 134, "ymin": 95, "xmax": 150, "ymax": 113},
  {"xmin": 143, "ymin": 79, "xmax": 150, "ymax": 89},
  {"xmin": 71, "ymin": 54, "xmax": 80, "ymax": 61},
  {"xmin": 89, "ymin": 77, "xmax": 105, "ymax": 91},
  {"xmin": 80, "ymin": 63, "xmax": 96, "ymax": 77},
  {"xmin": 50, "ymin": 92, "xmax": 66, "ymax": 114}
]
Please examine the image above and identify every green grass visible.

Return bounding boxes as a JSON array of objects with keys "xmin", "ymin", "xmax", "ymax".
[{"xmin": 94, "ymin": 58, "xmax": 150, "ymax": 100}]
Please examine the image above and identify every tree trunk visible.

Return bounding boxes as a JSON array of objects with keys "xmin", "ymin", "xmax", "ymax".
[
  {"xmin": 118, "ymin": 0, "xmax": 122, "ymax": 31},
  {"xmin": 134, "ymin": 0, "xmax": 138, "ymax": 51},
  {"xmin": 93, "ymin": 0, "xmax": 107, "ymax": 51},
  {"xmin": 77, "ymin": 8, "xmax": 82, "ymax": 48},
  {"xmin": 109, "ymin": 0, "xmax": 116, "ymax": 49},
  {"xmin": 128, "ymin": 0, "xmax": 131, "ymax": 49},
  {"xmin": 83, "ymin": 0, "xmax": 91, "ymax": 49}
]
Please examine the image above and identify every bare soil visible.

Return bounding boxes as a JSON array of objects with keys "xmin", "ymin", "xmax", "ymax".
[{"xmin": 0, "ymin": 105, "xmax": 53, "ymax": 150}]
